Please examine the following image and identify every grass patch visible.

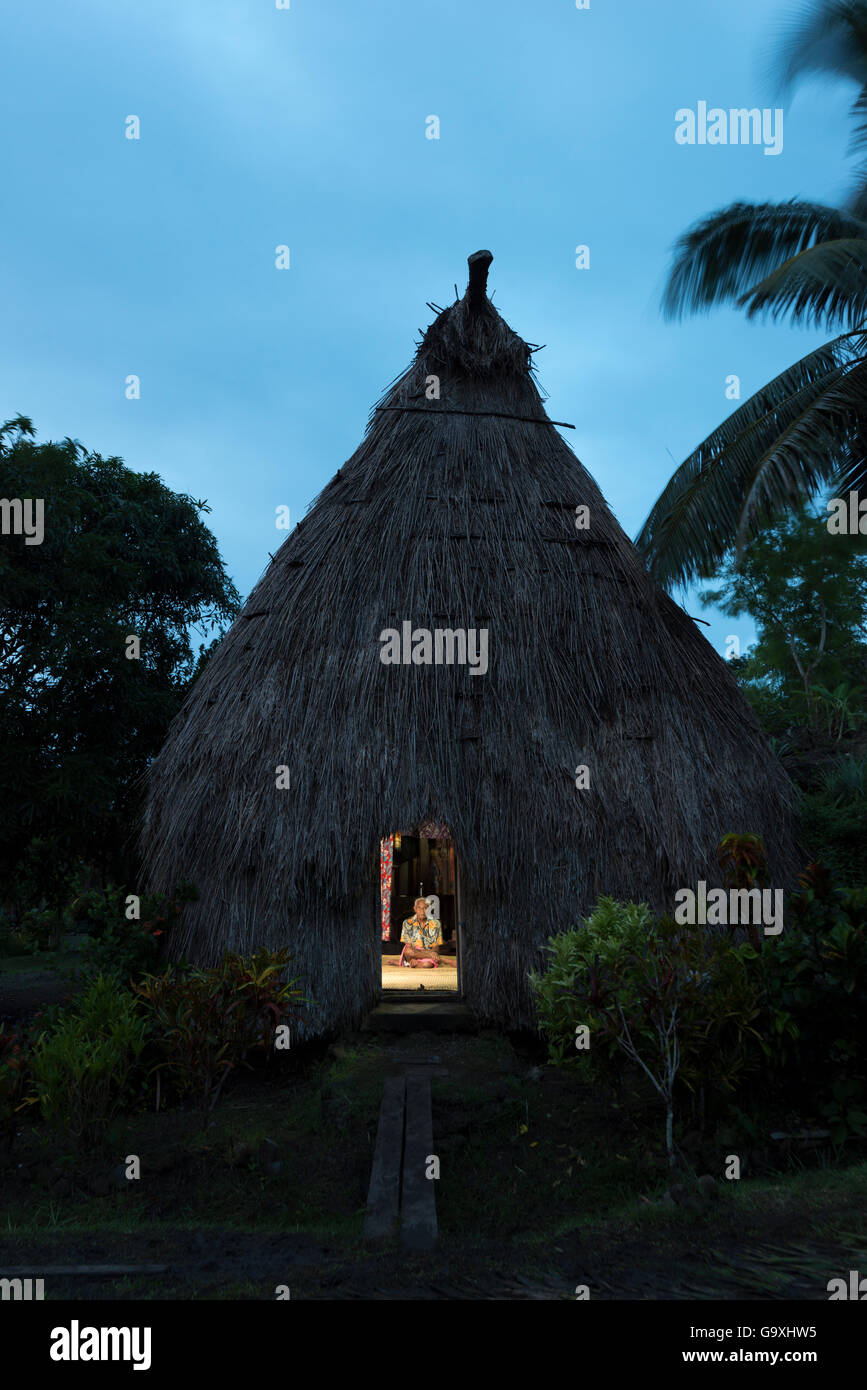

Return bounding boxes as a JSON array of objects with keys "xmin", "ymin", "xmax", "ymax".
[{"xmin": 0, "ymin": 951, "xmax": 81, "ymax": 978}]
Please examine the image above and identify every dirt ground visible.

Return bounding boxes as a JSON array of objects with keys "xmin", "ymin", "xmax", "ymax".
[{"xmin": 3, "ymin": 1197, "xmax": 867, "ymax": 1300}]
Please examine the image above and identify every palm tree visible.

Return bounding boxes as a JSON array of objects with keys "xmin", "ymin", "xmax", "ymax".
[{"xmin": 637, "ymin": 0, "xmax": 867, "ymax": 589}]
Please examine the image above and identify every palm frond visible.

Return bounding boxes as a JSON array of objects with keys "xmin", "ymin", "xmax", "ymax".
[
  {"xmin": 661, "ymin": 202, "xmax": 867, "ymax": 320},
  {"xmin": 775, "ymin": 0, "xmax": 867, "ymax": 94},
  {"xmin": 775, "ymin": 0, "xmax": 867, "ymax": 164},
  {"xmin": 734, "ymin": 349, "xmax": 867, "ymax": 551},
  {"xmin": 843, "ymin": 173, "xmax": 867, "ymax": 218},
  {"xmin": 636, "ymin": 333, "xmax": 867, "ymax": 588},
  {"xmin": 850, "ymin": 84, "xmax": 867, "ymax": 159},
  {"xmin": 830, "ymin": 418, "xmax": 867, "ymax": 490},
  {"xmin": 738, "ymin": 237, "xmax": 867, "ymax": 328}
]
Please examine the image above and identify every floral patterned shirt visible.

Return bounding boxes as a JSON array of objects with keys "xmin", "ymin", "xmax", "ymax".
[{"xmin": 400, "ymin": 916, "xmax": 443, "ymax": 950}]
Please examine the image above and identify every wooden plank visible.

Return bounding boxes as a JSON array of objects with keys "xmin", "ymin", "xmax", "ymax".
[
  {"xmin": 400, "ymin": 1078, "xmax": 438, "ymax": 1252},
  {"xmin": 363, "ymin": 1075, "xmax": 406, "ymax": 1242}
]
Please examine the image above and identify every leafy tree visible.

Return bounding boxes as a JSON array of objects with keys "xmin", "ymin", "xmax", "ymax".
[
  {"xmin": 0, "ymin": 416, "xmax": 240, "ymax": 915},
  {"xmin": 638, "ymin": 0, "xmax": 867, "ymax": 587},
  {"xmin": 700, "ymin": 503, "xmax": 867, "ymax": 734}
]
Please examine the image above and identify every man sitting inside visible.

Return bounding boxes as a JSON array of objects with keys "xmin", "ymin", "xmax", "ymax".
[{"xmin": 388, "ymin": 897, "xmax": 443, "ymax": 968}]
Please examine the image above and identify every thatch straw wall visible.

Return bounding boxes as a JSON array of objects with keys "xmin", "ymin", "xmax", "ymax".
[{"xmin": 141, "ymin": 254, "xmax": 798, "ymax": 1038}]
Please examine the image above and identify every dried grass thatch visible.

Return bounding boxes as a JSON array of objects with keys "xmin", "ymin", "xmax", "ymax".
[{"xmin": 141, "ymin": 251, "xmax": 798, "ymax": 1038}]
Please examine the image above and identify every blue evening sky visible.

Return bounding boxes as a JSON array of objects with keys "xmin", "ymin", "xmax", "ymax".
[{"xmin": 1, "ymin": 0, "xmax": 856, "ymax": 655}]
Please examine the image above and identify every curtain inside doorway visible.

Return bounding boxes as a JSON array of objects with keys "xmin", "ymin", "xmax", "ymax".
[{"xmin": 380, "ymin": 835, "xmax": 394, "ymax": 941}]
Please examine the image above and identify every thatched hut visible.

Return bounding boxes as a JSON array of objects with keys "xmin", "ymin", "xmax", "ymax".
[{"xmin": 141, "ymin": 250, "xmax": 798, "ymax": 1037}]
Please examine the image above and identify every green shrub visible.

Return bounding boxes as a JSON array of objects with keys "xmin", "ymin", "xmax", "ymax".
[
  {"xmin": 531, "ymin": 898, "xmax": 777, "ymax": 1166},
  {"xmin": 134, "ymin": 948, "xmax": 307, "ymax": 1113},
  {"xmin": 13, "ymin": 907, "xmax": 58, "ymax": 953},
  {"xmin": 529, "ymin": 897, "xmax": 653, "ymax": 1063},
  {"xmin": 760, "ymin": 862, "xmax": 867, "ymax": 1141},
  {"xmin": 799, "ymin": 757, "xmax": 867, "ymax": 886},
  {"xmin": 0, "ymin": 1024, "xmax": 36, "ymax": 1148},
  {"xmin": 530, "ymin": 899, "xmax": 771, "ymax": 1098},
  {"xmin": 29, "ymin": 974, "xmax": 150, "ymax": 1147},
  {"xmin": 0, "ymin": 913, "xmax": 38, "ymax": 959},
  {"xmin": 532, "ymin": 864, "xmax": 867, "ymax": 1146},
  {"xmin": 77, "ymin": 882, "xmax": 197, "ymax": 983}
]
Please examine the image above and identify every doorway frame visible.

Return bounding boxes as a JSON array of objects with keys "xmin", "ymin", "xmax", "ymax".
[
  {"xmin": 454, "ymin": 849, "xmax": 464, "ymax": 996},
  {"xmin": 376, "ymin": 831, "xmax": 464, "ymax": 998}
]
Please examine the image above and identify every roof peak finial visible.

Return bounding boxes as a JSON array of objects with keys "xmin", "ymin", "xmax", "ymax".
[{"xmin": 466, "ymin": 249, "xmax": 493, "ymax": 309}]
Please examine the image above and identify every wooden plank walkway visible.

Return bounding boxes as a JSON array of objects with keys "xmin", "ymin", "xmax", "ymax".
[
  {"xmin": 362, "ymin": 1075, "xmax": 406, "ymax": 1242},
  {"xmin": 363, "ymin": 1066, "xmax": 439, "ymax": 1250},
  {"xmin": 400, "ymin": 1079, "xmax": 437, "ymax": 1251}
]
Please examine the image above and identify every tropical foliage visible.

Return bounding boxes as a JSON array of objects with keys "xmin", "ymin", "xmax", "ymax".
[
  {"xmin": 637, "ymin": 0, "xmax": 867, "ymax": 587},
  {"xmin": 761, "ymin": 863, "xmax": 867, "ymax": 1143},
  {"xmin": 530, "ymin": 894, "xmax": 770, "ymax": 1099},
  {"xmin": 133, "ymin": 949, "xmax": 308, "ymax": 1113},
  {"xmin": 701, "ymin": 504, "xmax": 867, "ymax": 732},
  {"xmin": 799, "ymin": 760, "xmax": 867, "ymax": 885},
  {"xmin": 0, "ymin": 415, "xmax": 239, "ymax": 916},
  {"xmin": 76, "ymin": 882, "xmax": 198, "ymax": 984},
  {"xmin": 533, "ymin": 860, "xmax": 867, "ymax": 1148},
  {"xmin": 29, "ymin": 975, "xmax": 150, "ymax": 1148}
]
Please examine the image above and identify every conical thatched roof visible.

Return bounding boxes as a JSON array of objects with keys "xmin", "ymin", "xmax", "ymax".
[{"xmin": 141, "ymin": 251, "xmax": 798, "ymax": 1037}]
